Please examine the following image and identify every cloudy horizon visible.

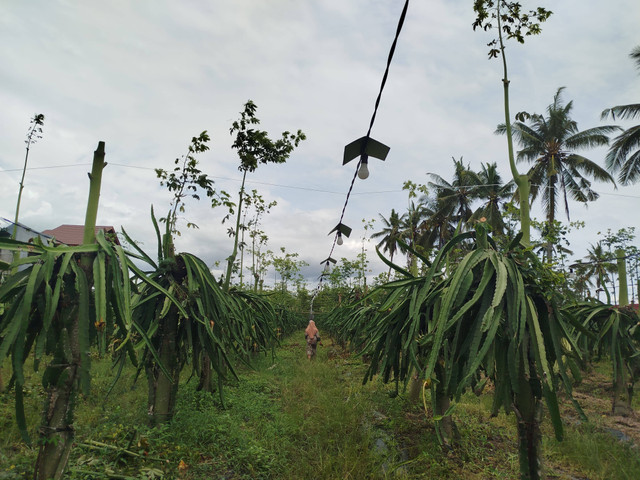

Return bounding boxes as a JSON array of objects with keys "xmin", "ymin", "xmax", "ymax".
[{"xmin": 1, "ymin": 0, "xmax": 639, "ymax": 289}]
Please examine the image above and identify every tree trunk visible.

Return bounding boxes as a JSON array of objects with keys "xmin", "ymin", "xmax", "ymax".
[
  {"xmin": 612, "ymin": 369, "xmax": 633, "ymax": 416},
  {"xmin": 407, "ymin": 373, "xmax": 421, "ymax": 404},
  {"xmin": 433, "ymin": 362, "xmax": 456, "ymax": 445},
  {"xmin": 224, "ymin": 170, "xmax": 248, "ymax": 291},
  {"xmin": 196, "ymin": 356, "xmax": 214, "ymax": 392},
  {"xmin": 617, "ymin": 249, "xmax": 629, "ymax": 306},
  {"xmin": 513, "ymin": 373, "xmax": 543, "ymax": 480},
  {"xmin": 34, "ymin": 326, "xmax": 79, "ymax": 480},
  {"xmin": 544, "ymin": 176, "xmax": 556, "ymax": 263},
  {"xmin": 146, "ymin": 309, "xmax": 181, "ymax": 426}
]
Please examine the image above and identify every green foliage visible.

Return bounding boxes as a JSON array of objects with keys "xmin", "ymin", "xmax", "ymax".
[
  {"xmin": 564, "ymin": 300, "xmax": 640, "ymax": 414},
  {"xmin": 0, "ymin": 233, "xmax": 169, "ymax": 444},
  {"xmin": 230, "ymin": 100, "xmax": 306, "ymax": 174},
  {"xmin": 238, "ymin": 189, "xmax": 276, "ymax": 290},
  {"xmin": 325, "ymin": 222, "xmax": 590, "ymax": 478},
  {"xmin": 224, "ymin": 101, "xmax": 305, "ymax": 290},
  {"xmin": 2, "ymin": 334, "xmax": 640, "ymax": 479},
  {"xmin": 496, "ymin": 87, "xmax": 619, "ymax": 230},
  {"xmin": 155, "ymin": 131, "xmax": 233, "ymax": 236},
  {"xmin": 601, "ymin": 45, "xmax": 640, "ymax": 186},
  {"xmin": 472, "ymin": 0, "xmax": 552, "ymax": 55},
  {"xmin": 268, "ymin": 247, "xmax": 308, "ymax": 292},
  {"xmin": 123, "ymin": 209, "xmax": 288, "ymax": 413}
]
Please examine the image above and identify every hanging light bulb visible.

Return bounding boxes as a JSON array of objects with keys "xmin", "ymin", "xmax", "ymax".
[
  {"xmin": 323, "ymin": 261, "xmax": 331, "ymax": 273},
  {"xmin": 358, "ymin": 154, "xmax": 369, "ymax": 179},
  {"xmin": 337, "ymin": 232, "xmax": 343, "ymax": 245}
]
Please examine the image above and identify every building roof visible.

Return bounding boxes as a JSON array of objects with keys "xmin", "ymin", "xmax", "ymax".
[
  {"xmin": 41, "ymin": 225, "xmax": 120, "ymax": 246},
  {"xmin": 0, "ymin": 217, "xmax": 54, "ymax": 242}
]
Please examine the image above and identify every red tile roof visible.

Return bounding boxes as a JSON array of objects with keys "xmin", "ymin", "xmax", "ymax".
[{"xmin": 41, "ymin": 225, "xmax": 120, "ymax": 246}]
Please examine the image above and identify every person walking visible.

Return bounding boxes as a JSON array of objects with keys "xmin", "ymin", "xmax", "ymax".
[{"xmin": 304, "ymin": 319, "xmax": 321, "ymax": 360}]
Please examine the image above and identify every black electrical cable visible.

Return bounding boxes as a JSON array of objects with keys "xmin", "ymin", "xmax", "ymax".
[{"xmin": 312, "ymin": 0, "xmax": 410, "ymax": 307}]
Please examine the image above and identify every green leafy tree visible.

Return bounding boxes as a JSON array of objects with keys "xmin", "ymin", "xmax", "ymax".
[
  {"xmin": 580, "ymin": 241, "xmax": 616, "ymax": 301},
  {"xmin": 250, "ymin": 234, "xmax": 270, "ymax": 291},
  {"xmin": 238, "ymin": 189, "xmax": 276, "ymax": 290},
  {"xmin": 270, "ymin": 247, "xmax": 308, "ymax": 293},
  {"xmin": 147, "ymin": 133, "xmax": 238, "ymax": 413},
  {"xmin": 155, "ymin": 131, "xmax": 232, "ymax": 238},
  {"xmin": 223, "ymin": 101, "xmax": 305, "ymax": 291},
  {"xmin": 568, "ymin": 260, "xmax": 594, "ymax": 301},
  {"xmin": 497, "ymin": 87, "xmax": 618, "ymax": 230},
  {"xmin": 530, "ymin": 218, "xmax": 583, "ymax": 266},
  {"xmin": 601, "ymin": 46, "xmax": 640, "ymax": 185},
  {"xmin": 399, "ymin": 181, "xmax": 430, "ymax": 273},
  {"xmin": 418, "ymin": 194, "xmax": 456, "ymax": 251}
]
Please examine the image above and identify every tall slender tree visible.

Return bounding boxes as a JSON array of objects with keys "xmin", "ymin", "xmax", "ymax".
[
  {"xmin": 223, "ymin": 101, "xmax": 305, "ymax": 291},
  {"xmin": 601, "ymin": 46, "xmax": 640, "ymax": 185},
  {"xmin": 11, "ymin": 114, "xmax": 44, "ymax": 270}
]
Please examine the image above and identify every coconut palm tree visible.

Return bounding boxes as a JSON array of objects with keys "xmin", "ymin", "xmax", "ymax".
[
  {"xmin": 601, "ymin": 46, "xmax": 640, "ymax": 186},
  {"xmin": 581, "ymin": 241, "xmax": 617, "ymax": 301},
  {"xmin": 417, "ymin": 194, "xmax": 456, "ymax": 251},
  {"xmin": 401, "ymin": 201, "xmax": 428, "ymax": 275},
  {"xmin": 470, "ymin": 162, "xmax": 514, "ymax": 235},
  {"xmin": 371, "ymin": 208, "xmax": 402, "ymax": 278},
  {"xmin": 427, "ymin": 157, "xmax": 481, "ymax": 227},
  {"xmin": 497, "ymin": 87, "xmax": 618, "ymax": 261},
  {"xmin": 497, "ymin": 87, "xmax": 618, "ymax": 225}
]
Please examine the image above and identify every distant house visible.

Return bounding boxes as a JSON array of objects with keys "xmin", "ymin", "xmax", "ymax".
[
  {"xmin": 0, "ymin": 217, "xmax": 54, "ymax": 270},
  {"xmin": 42, "ymin": 225, "xmax": 121, "ymax": 246}
]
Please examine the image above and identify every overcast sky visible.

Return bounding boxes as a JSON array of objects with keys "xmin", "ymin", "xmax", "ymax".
[{"xmin": 1, "ymin": 0, "xmax": 639, "ymax": 286}]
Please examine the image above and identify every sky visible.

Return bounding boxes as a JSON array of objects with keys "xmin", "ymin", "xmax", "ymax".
[{"xmin": 1, "ymin": 0, "xmax": 639, "ymax": 287}]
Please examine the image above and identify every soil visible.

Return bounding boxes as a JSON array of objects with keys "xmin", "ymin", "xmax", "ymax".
[{"xmin": 561, "ymin": 366, "xmax": 640, "ymax": 447}]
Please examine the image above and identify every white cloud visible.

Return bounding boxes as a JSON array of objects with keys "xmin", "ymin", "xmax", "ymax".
[{"xmin": 1, "ymin": 0, "xmax": 639, "ymax": 287}]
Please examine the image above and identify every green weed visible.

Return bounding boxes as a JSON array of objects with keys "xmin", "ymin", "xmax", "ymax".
[{"xmin": 1, "ymin": 335, "xmax": 639, "ymax": 479}]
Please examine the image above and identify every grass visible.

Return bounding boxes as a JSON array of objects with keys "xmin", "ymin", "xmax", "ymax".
[{"xmin": 1, "ymin": 334, "xmax": 639, "ymax": 479}]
